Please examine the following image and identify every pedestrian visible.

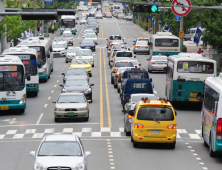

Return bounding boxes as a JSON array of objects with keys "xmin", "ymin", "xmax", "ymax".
[
  {"xmin": 197, "ymin": 48, "xmax": 202, "ymax": 54},
  {"xmin": 52, "ymin": 24, "xmax": 54, "ymax": 34},
  {"xmin": 200, "ymin": 50, "xmax": 205, "ymax": 57}
]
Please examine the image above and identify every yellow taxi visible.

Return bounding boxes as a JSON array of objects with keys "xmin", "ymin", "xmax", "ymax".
[
  {"xmin": 68, "ymin": 58, "xmax": 92, "ymax": 77},
  {"xmin": 130, "ymin": 98, "xmax": 177, "ymax": 148}
]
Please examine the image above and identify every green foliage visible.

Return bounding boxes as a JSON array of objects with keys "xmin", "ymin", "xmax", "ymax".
[
  {"xmin": 136, "ymin": 20, "xmax": 148, "ymax": 31},
  {"xmin": 181, "ymin": 45, "xmax": 187, "ymax": 52}
]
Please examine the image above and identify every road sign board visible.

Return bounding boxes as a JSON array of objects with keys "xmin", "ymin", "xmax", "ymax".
[
  {"xmin": 45, "ymin": 0, "xmax": 53, "ymax": 5},
  {"xmin": 171, "ymin": 0, "xmax": 191, "ymax": 17},
  {"xmin": 175, "ymin": 15, "xmax": 181, "ymax": 21}
]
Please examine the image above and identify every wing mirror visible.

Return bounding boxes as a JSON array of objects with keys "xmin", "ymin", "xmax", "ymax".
[
  {"xmin": 52, "ymin": 100, "xmax": 56, "ymax": 103},
  {"xmin": 60, "ymin": 84, "xmax": 64, "ymax": 87},
  {"xmin": 30, "ymin": 151, "xmax": 36, "ymax": 158},
  {"xmin": 90, "ymin": 84, "xmax": 94, "ymax": 86},
  {"xmin": 150, "ymin": 78, "xmax": 152, "ymax": 82},
  {"xmin": 175, "ymin": 111, "xmax": 177, "ymax": 116},
  {"xmin": 61, "ymin": 73, "xmax": 65, "ymax": 75},
  {"xmin": 85, "ymin": 151, "xmax": 91, "ymax": 158},
  {"xmin": 27, "ymin": 75, "xmax": 31, "ymax": 81}
]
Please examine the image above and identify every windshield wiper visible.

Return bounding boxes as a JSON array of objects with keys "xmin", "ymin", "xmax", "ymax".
[
  {"xmin": 153, "ymin": 119, "xmax": 160, "ymax": 123},
  {"xmin": 82, "ymin": 61, "xmax": 88, "ymax": 64}
]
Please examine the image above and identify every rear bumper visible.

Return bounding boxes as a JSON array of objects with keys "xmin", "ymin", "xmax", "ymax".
[
  {"xmin": 26, "ymin": 86, "xmax": 39, "ymax": 92},
  {"xmin": 134, "ymin": 48, "xmax": 149, "ymax": 53},
  {"xmin": 39, "ymin": 74, "xmax": 48, "ymax": 80},
  {"xmin": 215, "ymin": 139, "xmax": 222, "ymax": 152},
  {"xmin": 149, "ymin": 65, "xmax": 166, "ymax": 71},
  {"xmin": 0, "ymin": 103, "xmax": 26, "ymax": 110},
  {"xmin": 133, "ymin": 133, "xmax": 176, "ymax": 143}
]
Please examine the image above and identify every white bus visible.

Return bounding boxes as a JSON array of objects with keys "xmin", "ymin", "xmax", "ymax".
[
  {"xmin": 17, "ymin": 37, "xmax": 53, "ymax": 83},
  {"xmin": 2, "ymin": 46, "xmax": 39, "ymax": 96},
  {"xmin": 165, "ymin": 53, "xmax": 217, "ymax": 104},
  {"xmin": 0, "ymin": 55, "xmax": 27, "ymax": 113},
  {"xmin": 61, "ymin": 15, "xmax": 77, "ymax": 35},
  {"xmin": 150, "ymin": 32, "xmax": 180, "ymax": 57},
  {"xmin": 201, "ymin": 74, "xmax": 222, "ymax": 157}
]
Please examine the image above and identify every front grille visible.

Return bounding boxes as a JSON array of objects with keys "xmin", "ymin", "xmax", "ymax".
[
  {"xmin": 47, "ymin": 167, "xmax": 71, "ymax": 170},
  {"xmin": 65, "ymin": 108, "xmax": 77, "ymax": 111}
]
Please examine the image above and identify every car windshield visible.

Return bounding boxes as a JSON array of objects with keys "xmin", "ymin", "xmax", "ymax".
[
  {"xmin": 63, "ymin": 33, "xmax": 72, "ymax": 37},
  {"xmin": 66, "ymin": 69, "xmax": 86, "ymax": 76},
  {"xmin": 72, "ymin": 59, "xmax": 89, "ymax": 64},
  {"xmin": 84, "ymin": 30, "xmax": 94, "ymax": 34},
  {"xmin": 116, "ymin": 52, "xmax": 132, "ymax": 57},
  {"xmin": 76, "ymin": 51, "xmax": 92, "ymax": 56},
  {"xmin": 132, "ymin": 95, "xmax": 156, "ymax": 102},
  {"xmin": 126, "ymin": 72, "xmax": 147, "ymax": 78},
  {"xmin": 38, "ymin": 141, "xmax": 82, "ymax": 156},
  {"xmin": 115, "ymin": 62, "xmax": 134, "ymax": 67},
  {"xmin": 52, "ymin": 44, "xmax": 64, "ymax": 48},
  {"xmin": 58, "ymin": 95, "xmax": 85, "ymax": 103},
  {"xmin": 87, "ymin": 26, "xmax": 96, "ymax": 29},
  {"xmin": 67, "ymin": 48, "xmax": 78, "ymax": 53},
  {"xmin": 110, "ymin": 36, "xmax": 121, "ymax": 40},
  {"xmin": 155, "ymin": 39, "xmax": 179, "ymax": 47},
  {"xmin": 152, "ymin": 57, "xmax": 167, "ymax": 61},
  {"xmin": 82, "ymin": 39, "xmax": 94, "ymax": 44},
  {"xmin": 86, "ymin": 34, "xmax": 96, "ymax": 38},
  {"xmin": 137, "ymin": 107, "xmax": 174, "ymax": 121},
  {"xmin": 177, "ymin": 61, "xmax": 214, "ymax": 74},
  {"xmin": 65, "ymin": 79, "xmax": 88, "ymax": 87}
]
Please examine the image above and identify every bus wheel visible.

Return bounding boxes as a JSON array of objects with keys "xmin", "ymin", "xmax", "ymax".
[
  {"xmin": 20, "ymin": 109, "xmax": 25, "ymax": 113},
  {"xmin": 209, "ymin": 135, "xmax": 216, "ymax": 157},
  {"xmin": 44, "ymin": 79, "xmax": 48, "ymax": 83},
  {"xmin": 33, "ymin": 92, "xmax": 38, "ymax": 97},
  {"xmin": 48, "ymin": 74, "xmax": 50, "ymax": 79},
  {"xmin": 51, "ymin": 68, "xmax": 53, "ymax": 72}
]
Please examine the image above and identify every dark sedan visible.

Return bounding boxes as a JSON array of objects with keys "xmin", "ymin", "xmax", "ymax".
[{"xmin": 80, "ymin": 39, "xmax": 96, "ymax": 52}]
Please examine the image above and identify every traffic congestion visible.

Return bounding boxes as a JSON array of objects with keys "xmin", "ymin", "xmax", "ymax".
[{"xmin": 0, "ymin": 1, "xmax": 222, "ymax": 170}]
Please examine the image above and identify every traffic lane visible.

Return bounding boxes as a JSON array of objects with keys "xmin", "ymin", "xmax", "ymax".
[{"xmin": 112, "ymin": 140, "xmax": 204, "ymax": 170}]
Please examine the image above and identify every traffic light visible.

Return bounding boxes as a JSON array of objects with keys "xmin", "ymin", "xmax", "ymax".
[{"xmin": 134, "ymin": 5, "xmax": 159, "ymax": 13}]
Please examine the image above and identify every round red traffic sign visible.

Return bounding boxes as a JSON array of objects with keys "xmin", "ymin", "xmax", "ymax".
[{"xmin": 171, "ymin": 0, "xmax": 191, "ymax": 17}]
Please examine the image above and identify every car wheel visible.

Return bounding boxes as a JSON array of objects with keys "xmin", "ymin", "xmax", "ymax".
[
  {"xmin": 117, "ymin": 88, "xmax": 120, "ymax": 93},
  {"xmin": 126, "ymin": 131, "xmax": 131, "ymax": 136},
  {"xmin": 133, "ymin": 141, "xmax": 138, "ymax": 148},
  {"xmin": 33, "ymin": 92, "xmax": 38, "ymax": 97},
  {"xmin": 20, "ymin": 109, "xmax": 25, "ymax": 113},
  {"xmin": 169, "ymin": 142, "xmax": 176, "ymax": 149},
  {"xmin": 148, "ymin": 69, "xmax": 152, "ymax": 73},
  {"xmin": 48, "ymin": 74, "xmax": 50, "ymax": 79},
  {"xmin": 90, "ymin": 97, "xmax": 92, "ymax": 103},
  {"xmin": 84, "ymin": 117, "xmax": 89, "ymax": 121},
  {"xmin": 134, "ymin": 51, "xmax": 136, "ymax": 54},
  {"xmin": 55, "ymin": 118, "xmax": 59, "ymax": 122},
  {"xmin": 114, "ymin": 83, "xmax": 117, "ymax": 88},
  {"xmin": 209, "ymin": 135, "xmax": 216, "ymax": 157},
  {"xmin": 131, "ymin": 136, "xmax": 133, "ymax": 142},
  {"xmin": 66, "ymin": 61, "xmax": 68, "ymax": 63},
  {"xmin": 111, "ymin": 76, "xmax": 114, "ymax": 84},
  {"xmin": 51, "ymin": 68, "xmax": 53, "ymax": 72},
  {"xmin": 89, "ymin": 73, "xmax": 92, "ymax": 77},
  {"xmin": 92, "ymin": 64, "xmax": 94, "ymax": 67}
]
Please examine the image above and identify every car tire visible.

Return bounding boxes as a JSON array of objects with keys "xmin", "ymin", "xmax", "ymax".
[
  {"xmin": 131, "ymin": 136, "xmax": 133, "ymax": 142},
  {"xmin": 134, "ymin": 51, "xmax": 136, "ymax": 54},
  {"xmin": 148, "ymin": 69, "xmax": 152, "ymax": 73},
  {"xmin": 44, "ymin": 79, "xmax": 48, "ymax": 83},
  {"xmin": 51, "ymin": 67, "xmax": 53, "ymax": 72},
  {"xmin": 117, "ymin": 88, "xmax": 120, "ymax": 93},
  {"xmin": 89, "ymin": 73, "xmax": 92, "ymax": 77},
  {"xmin": 126, "ymin": 131, "xmax": 131, "ymax": 136},
  {"xmin": 133, "ymin": 141, "xmax": 138, "ymax": 148},
  {"xmin": 33, "ymin": 92, "xmax": 38, "ymax": 97},
  {"xmin": 55, "ymin": 118, "xmax": 59, "ymax": 122},
  {"xmin": 111, "ymin": 76, "xmax": 114, "ymax": 84},
  {"xmin": 169, "ymin": 142, "xmax": 176, "ymax": 149},
  {"xmin": 20, "ymin": 109, "xmax": 25, "ymax": 113},
  {"xmin": 48, "ymin": 74, "xmax": 50, "ymax": 79},
  {"xmin": 90, "ymin": 97, "xmax": 92, "ymax": 103},
  {"xmin": 66, "ymin": 61, "xmax": 68, "ymax": 63},
  {"xmin": 92, "ymin": 64, "xmax": 94, "ymax": 67},
  {"xmin": 209, "ymin": 134, "xmax": 216, "ymax": 157}
]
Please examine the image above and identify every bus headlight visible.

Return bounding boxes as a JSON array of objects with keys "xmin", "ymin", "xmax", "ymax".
[{"xmin": 19, "ymin": 94, "xmax": 26, "ymax": 104}]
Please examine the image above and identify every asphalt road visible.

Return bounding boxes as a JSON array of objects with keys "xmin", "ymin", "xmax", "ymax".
[{"xmin": 0, "ymin": 12, "xmax": 221, "ymax": 170}]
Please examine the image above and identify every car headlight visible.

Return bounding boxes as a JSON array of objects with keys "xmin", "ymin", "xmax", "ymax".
[
  {"xmin": 34, "ymin": 162, "xmax": 44, "ymax": 170},
  {"xmin": 74, "ymin": 162, "xmax": 84, "ymax": 170},
  {"xmin": 55, "ymin": 108, "xmax": 65, "ymax": 111},
  {"xmin": 84, "ymin": 88, "xmax": 91, "ymax": 94},
  {"xmin": 19, "ymin": 94, "xmax": 26, "ymax": 104},
  {"xmin": 78, "ymin": 107, "xmax": 87, "ymax": 111}
]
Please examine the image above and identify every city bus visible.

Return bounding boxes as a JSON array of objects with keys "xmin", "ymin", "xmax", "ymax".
[
  {"xmin": 61, "ymin": 15, "xmax": 77, "ymax": 35},
  {"xmin": 150, "ymin": 32, "xmax": 180, "ymax": 57},
  {"xmin": 2, "ymin": 46, "xmax": 39, "ymax": 96},
  {"xmin": 0, "ymin": 55, "xmax": 27, "ymax": 113},
  {"xmin": 201, "ymin": 74, "xmax": 222, "ymax": 157},
  {"xmin": 17, "ymin": 37, "xmax": 53, "ymax": 83},
  {"xmin": 165, "ymin": 53, "xmax": 217, "ymax": 104}
]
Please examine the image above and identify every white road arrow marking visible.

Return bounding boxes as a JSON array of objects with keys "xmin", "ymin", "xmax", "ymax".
[{"xmin": 2, "ymin": 118, "xmax": 17, "ymax": 124}]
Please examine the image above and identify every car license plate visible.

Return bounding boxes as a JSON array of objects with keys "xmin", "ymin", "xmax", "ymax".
[
  {"xmin": 0, "ymin": 106, "xmax": 9, "ymax": 110},
  {"xmin": 55, "ymin": 53, "xmax": 59, "ymax": 54},
  {"xmin": 157, "ymin": 63, "xmax": 163, "ymax": 65},
  {"xmin": 151, "ymin": 130, "xmax": 160, "ymax": 134},
  {"xmin": 140, "ymin": 47, "xmax": 145, "ymax": 48},
  {"xmin": 190, "ymin": 92, "xmax": 197, "ymax": 97},
  {"xmin": 67, "ymin": 112, "xmax": 74, "ymax": 116}
]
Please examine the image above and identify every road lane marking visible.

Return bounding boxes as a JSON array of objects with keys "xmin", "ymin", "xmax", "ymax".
[
  {"xmin": 57, "ymin": 80, "xmax": 59, "ymax": 82},
  {"xmin": 36, "ymin": 113, "xmax": 44, "ymax": 125},
  {"xmin": 51, "ymin": 90, "xmax": 54, "ymax": 93},
  {"xmin": 100, "ymin": 48, "xmax": 103, "ymax": 128},
  {"xmin": 54, "ymin": 85, "xmax": 57, "ymax": 87},
  {"xmin": 44, "ymin": 104, "xmax": 48, "ymax": 108},
  {"xmin": 101, "ymin": 23, "xmax": 103, "ymax": 38},
  {"xmin": 48, "ymin": 96, "xmax": 51, "ymax": 100},
  {"xmin": 103, "ymin": 48, "xmax": 112, "ymax": 128},
  {"xmin": 78, "ymin": 22, "xmax": 84, "ymax": 39},
  {"xmin": 116, "ymin": 22, "xmax": 125, "ymax": 39},
  {"xmin": 128, "ymin": 22, "xmax": 147, "ymax": 37}
]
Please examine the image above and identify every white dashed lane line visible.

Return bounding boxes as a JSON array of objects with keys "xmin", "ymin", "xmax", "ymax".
[
  {"xmin": 107, "ymin": 139, "xmax": 115, "ymax": 169},
  {"xmin": 48, "ymin": 96, "xmax": 51, "ymax": 100}
]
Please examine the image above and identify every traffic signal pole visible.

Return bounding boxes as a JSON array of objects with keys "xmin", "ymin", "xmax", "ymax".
[
  {"xmin": 42, "ymin": 0, "xmax": 44, "ymax": 35},
  {"xmin": 180, "ymin": 16, "xmax": 183, "ymax": 50}
]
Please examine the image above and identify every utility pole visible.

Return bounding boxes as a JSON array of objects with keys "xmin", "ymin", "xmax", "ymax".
[
  {"xmin": 41, "ymin": 0, "xmax": 44, "ymax": 35},
  {"xmin": 180, "ymin": 16, "xmax": 183, "ymax": 50}
]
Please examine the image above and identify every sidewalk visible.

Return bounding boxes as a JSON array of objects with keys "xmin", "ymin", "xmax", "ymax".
[{"xmin": 184, "ymin": 41, "xmax": 210, "ymax": 58}]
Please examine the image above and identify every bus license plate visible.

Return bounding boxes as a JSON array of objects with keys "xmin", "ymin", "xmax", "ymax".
[
  {"xmin": 0, "ymin": 106, "xmax": 9, "ymax": 110},
  {"xmin": 67, "ymin": 112, "xmax": 74, "ymax": 116},
  {"xmin": 190, "ymin": 93, "xmax": 197, "ymax": 97},
  {"xmin": 151, "ymin": 130, "xmax": 160, "ymax": 134}
]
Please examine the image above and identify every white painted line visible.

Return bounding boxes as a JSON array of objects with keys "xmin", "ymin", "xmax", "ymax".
[
  {"xmin": 91, "ymin": 132, "xmax": 101, "ymax": 137},
  {"xmin": 72, "ymin": 132, "xmax": 82, "ymax": 137},
  {"xmin": 36, "ymin": 113, "xmax": 44, "ymax": 125},
  {"xmin": 202, "ymin": 167, "xmax": 208, "ymax": 170},
  {"xmin": 193, "ymin": 153, "xmax": 198, "ymax": 156},
  {"xmin": 13, "ymin": 134, "xmax": 25, "ymax": 139},
  {"xmin": 101, "ymin": 127, "xmax": 111, "ymax": 132},
  {"xmin": 110, "ymin": 159, "xmax": 114, "ymax": 161},
  {"xmin": 44, "ymin": 104, "xmax": 48, "ymax": 108},
  {"xmin": 109, "ymin": 151, "xmax": 113, "ymax": 154},
  {"xmin": 53, "ymin": 133, "xmax": 62, "ymax": 135},
  {"xmin": 63, "ymin": 128, "xmax": 73, "ymax": 133},
  {"xmin": 195, "ymin": 130, "xmax": 201, "ymax": 135},
  {"xmin": 51, "ymin": 90, "xmax": 54, "ymax": 93},
  {"xmin": 185, "ymin": 143, "xmax": 189, "ymax": 144},
  {"xmin": 108, "ymin": 145, "xmax": 112, "ymax": 147},
  {"xmin": 188, "ymin": 146, "xmax": 192, "ymax": 148},
  {"xmin": 190, "ymin": 150, "xmax": 195, "ymax": 152},
  {"xmin": 32, "ymin": 133, "xmax": 44, "ymax": 138},
  {"xmin": 196, "ymin": 157, "xmax": 201, "ymax": 160},
  {"xmin": 109, "ymin": 155, "xmax": 113, "ymax": 157},
  {"xmin": 48, "ymin": 96, "xmax": 51, "ymax": 100},
  {"xmin": 25, "ymin": 129, "xmax": 36, "ymax": 134},
  {"xmin": 0, "ymin": 135, "xmax": 5, "ymax": 139},
  {"xmin": 110, "ymin": 167, "xmax": 115, "ymax": 169},
  {"xmin": 176, "ymin": 133, "xmax": 181, "ymax": 138},
  {"xmin": 119, "ymin": 127, "xmax": 124, "ymax": 132},
  {"xmin": 108, "ymin": 148, "xmax": 112, "ymax": 150},
  {"xmin": 54, "ymin": 85, "xmax": 57, "ymax": 87},
  {"xmin": 189, "ymin": 134, "xmax": 201, "ymax": 139},
  {"xmin": 110, "ymin": 163, "xmax": 114, "ymax": 165},
  {"xmin": 107, "ymin": 142, "xmax": 111, "ymax": 144},
  {"xmin": 116, "ymin": 22, "xmax": 125, "ymax": 38},
  {"xmin": 199, "ymin": 162, "xmax": 204, "ymax": 165},
  {"xmin": 177, "ymin": 129, "xmax": 187, "ymax": 133},
  {"xmin": 110, "ymin": 132, "xmax": 121, "ymax": 137},
  {"xmin": 107, "ymin": 139, "xmax": 110, "ymax": 141},
  {"xmin": 6, "ymin": 130, "xmax": 17, "ymax": 134},
  {"xmin": 44, "ymin": 129, "xmax": 54, "ymax": 133},
  {"xmin": 59, "ymin": 76, "xmax": 61, "ymax": 78},
  {"xmin": 82, "ymin": 128, "xmax": 92, "ymax": 132},
  {"xmin": 57, "ymin": 80, "xmax": 59, "ymax": 82}
]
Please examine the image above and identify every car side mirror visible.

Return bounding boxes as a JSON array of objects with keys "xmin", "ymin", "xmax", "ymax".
[
  {"xmin": 128, "ymin": 110, "xmax": 134, "ymax": 116},
  {"xmin": 150, "ymin": 78, "xmax": 152, "ymax": 82},
  {"xmin": 30, "ymin": 151, "xmax": 35, "ymax": 158},
  {"xmin": 60, "ymin": 84, "xmax": 64, "ymax": 87},
  {"xmin": 79, "ymin": 42, "xmax": 81, "ymax": 44},
  {"xmin": 61, "ymin": 73, "xmax": 64, "ymax": 75},
  {"xmin": 147, "ymin": 59, "xmax": 150, "ymax": 61},
  {"xmin": 85, "ymin": 151, "xmax": 91, "ymax": 158},
  {"xmin": 27, "ymin": 75, "xmax": 31, "ymax": 81},
  {"xmin": 139, "ymin": 64, "xmax": 141, "ymax": 66},
  {"xmin": 38, "ymin": 64, "xmax": 41, "ymax": 68},
  {"xmin": 134, "ymin": 56, "xmax": 136, "ymax": 58},
  {"xmin": 52, "ymin": 100, "xmax": 56, "ymax": 103},
  {"xmin": 90, "ymin": 84, "xmax": 94, "ymax": 86},
  {"xmin": 175, "ymin": 111, "xmax": 177, "ymax": 116}
]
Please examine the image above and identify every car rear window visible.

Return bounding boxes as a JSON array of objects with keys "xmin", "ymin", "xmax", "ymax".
[
  {"xmin": 116, "ymin": 52, "xmax": 132, "ymax": 57},
  {"xmin": 137, "ymin": 107, "xmax": 174, "ymax": 121},
  {"xmin": 115, "ymin": 62, "xmax": 133, "ymax": 67}
]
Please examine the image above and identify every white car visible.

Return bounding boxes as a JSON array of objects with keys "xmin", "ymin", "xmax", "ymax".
[
  {"xmin": 82, "ymin": 29, "xmax": 95, "ymax": 37},
  {"xmin": 52, "ymin": 43, "xmax": 66, "ymax": 57},
  {"xmin": 75, "ymin": 49, "xmax": 95, "ymax": 67},
  {"xmin": 80, "ymin": 18, "xmax": 87, "ymax": 25},
  {"xmin": 53, "ymin": 37, "xmax": 67, "ymax": 48},
  {"xmin": 30, "ymin": 134, "xmax": 91, "ymax": 170},
  {"xmin": 84, "ymin": 33, "xmax": 98, "ymax": 45}
]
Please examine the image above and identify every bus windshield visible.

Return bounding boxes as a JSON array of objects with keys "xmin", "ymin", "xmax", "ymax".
[
  {"xmin": 29, "ymin": 46, "xmax": 46, "ymax": 66},
  {"xmin": 155, "ymin": 39, "xmax": 179, "ymax": 47},
  {"xmin": 177, "ymin": 61, "xmax": 214, "ymax": 74},
  {"xmin": 0, "ymin": 65, "xmax": 25, "ymax": 91},
  {"xmin": 61, "ymin": 19, "xmax": 75, "ymax": 28}
]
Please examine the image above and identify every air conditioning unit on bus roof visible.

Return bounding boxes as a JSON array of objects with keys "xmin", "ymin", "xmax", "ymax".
[
  {"xmin": 178, "ymin": 53, "xmax": 203, "ymax": 58},
  {"xmin": 0, "ymin": 55, "xmax": 22, "ymax": 63},
  {"xmin": 9, "ymin": 47, "xmax": 29, "ymax": 52},
  {"xmin": 156, "ymin": 32, "xmax": 172, "ymax": 36}
]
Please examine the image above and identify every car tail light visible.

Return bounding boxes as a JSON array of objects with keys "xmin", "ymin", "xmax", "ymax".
[
  {"xmin": 145, "ymin": 46, "xmax": 149, "ymax": 48},
  {"xmin": 116, "ymin": 74, "xmax": 119, "ymax": 77},
  {"xmin": 167, "ymin": 125, "xmax": 177, "ymax": 129},
  {"xmin": 109, "ymin": 47, "xmax": 111, "ymax": 50},
  {"xmin": 128, "ymin": 115, "xmax": 132, "ymax": 119},
  {"xmin": 108, "ymin": 41, "xmax": 110, "ymax": 45},
  {"xmin": 110, "ymin": 57, "xmax": 113, "ymax": 61},
  {"xmin": 150, "ymin": 62, "xmax": 156, "ymax": 65},
  {"xmin": 118, "ymin": 15, "xmax": 119, "ymax": 17},
  {"xmin": 134, "ymin": 46, "xmax": 139, "ymax": 48},
  {"xmin": 216, "ymin": 118, "xmax": 222, "ymax": 139},
  {"xmin": 177, "ymin": 78, "xmax": 186, "ymax": 82},
  {"xmin": 134, "ymin": 124, "xmax": 144, "ymax": 128},
  {"xmin": 37, "ymin": 52, "xmax": 40, "ymax": 55}
]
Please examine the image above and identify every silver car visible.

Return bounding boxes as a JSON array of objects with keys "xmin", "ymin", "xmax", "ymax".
[
  {"xmin": 133, "ymin": 41, "xmax": 150, "ymax": 54},
  {"xmin": 147, "ymin": 55, "xmax": 167, "ymax": 73},
  {"xmin": 80, "ymin": 18, "xmax": 87, "ymax": 25},
  {"xmin": 65, "ymin": 47, "xmax": 80, "ymax": 63},
  {"xmin": 61, "ymin": 31, "xmax": 74, "ymax": 46},
  {"xmin": 123, "ymin": 94, "xmax": 157, "ymax": 136},
  {"xmin": 53, "ymin": 93, "xmax": 89, "ymax": 122},
  {"xmin": 84, "ymin": 33, "xmax": 98, "ymax": 45},
  {"xmin": 62, "ymin": 67, "xmax": 89, "ymax": 83},
  {"xmin": 30, "ymin": 134, "xmax": 91, "ymax": 170},
  {"xmin": 95, "ymin": 13, "xmax": 103, "ymax": 19}
]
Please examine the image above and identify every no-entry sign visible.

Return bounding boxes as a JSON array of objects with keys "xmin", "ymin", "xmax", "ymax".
[{"xmin": 171, "ymin": 0, "xmax": 191, "ymax": 17}]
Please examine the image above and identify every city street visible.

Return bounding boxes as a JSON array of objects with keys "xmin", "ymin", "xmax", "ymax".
[{"xmin": 0, "ymin": 12, "xmax": 221, "ymax": 170}]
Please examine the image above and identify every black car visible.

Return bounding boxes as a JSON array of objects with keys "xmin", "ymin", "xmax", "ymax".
[
  {"xmin": 61, "ymin": 67, "xmax": 89, "ymax": 84},
  {"xmin": 80, "ymin": 39, "xmax": 96, "ymax": 52},
  {"xmin": 60, "ymin": 77, "xmax": 94, "ymax": 103}
]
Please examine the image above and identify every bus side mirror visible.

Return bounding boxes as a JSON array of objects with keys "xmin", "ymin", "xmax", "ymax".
[
  {"xmin": 150, "ymin": 78, "xmax": 152, "ymax": 82},
  {"xmin": 38, "ymin": 64, "xmax": 41, "ymax": 68},
  {"xmin": 27, "ymin": 75, "xmax": 31, "ymax": 81}
]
